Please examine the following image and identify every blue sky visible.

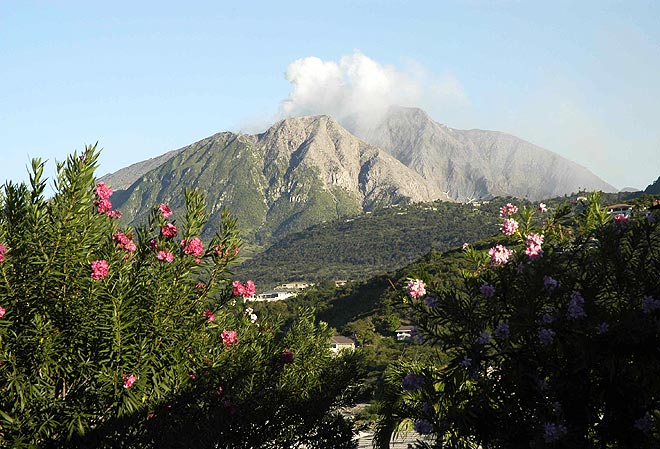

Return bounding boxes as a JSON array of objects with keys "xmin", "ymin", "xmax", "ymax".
[{"xmin": 2, "ymin": 0, "xmax": 659, "ymax": 190}]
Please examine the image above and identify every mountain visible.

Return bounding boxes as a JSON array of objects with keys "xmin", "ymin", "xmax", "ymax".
[
  {"xmin": 108, "ymin": 116, "xmax": 446, "ymax": 248},
  {"xmin": 102, "ymin": 147, "xmax": 186, "ymax": 190},
  {"xmin": 349, "ymin": 106, "xmax": 616, "ymax": 201},
  {"xmin": 645, "ymin": 176, "xmax": 660, "ymax": 194}
]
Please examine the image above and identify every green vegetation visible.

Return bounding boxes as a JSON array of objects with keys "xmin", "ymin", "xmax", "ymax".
[
  {"xmin": 0, "ymin": 147, "xmax": 363, "ymax": 448},
  {"xmin": 375, "ymin": 193, "xmax": 660, "ymax": 448},
  {"xmin": 237, "ymin": 200, "xmax": 512, "ymax": 287}
]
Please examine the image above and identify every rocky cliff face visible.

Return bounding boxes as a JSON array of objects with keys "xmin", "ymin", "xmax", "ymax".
[
  {"xmin": 352, "ymin": 106, "xmax": 616, "ymax": 201},
  {"xmin": 109, "ymin": 116, "xmax": 446, "ymax": 248}
]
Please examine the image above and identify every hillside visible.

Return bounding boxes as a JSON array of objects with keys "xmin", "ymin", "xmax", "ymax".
[
  {"xmin": 645, "ymin": 176, "xmax": 660, "ymax": 194},
  {"xmin": 237, "ymin": 199, "xmax": 507, "ymax": 287}
]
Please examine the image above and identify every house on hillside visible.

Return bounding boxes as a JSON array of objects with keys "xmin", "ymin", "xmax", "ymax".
[
  {"xmin": 274, "ymin": 282, "xmax": 312, "ymax": 291},
  {"xmin": 330, "ymin": 336, "xmax": 355, "ymax": 353},
  {"xmin": 606, "ymin": 203, "xmax": 634, "ymax": 217},
  {"xmin": 395, "ymin": 325, "xmax": 416, "ymax": 341},
  {"xmin": 250, "ymin": 290, "xmax": 297, "ymax": 302}
]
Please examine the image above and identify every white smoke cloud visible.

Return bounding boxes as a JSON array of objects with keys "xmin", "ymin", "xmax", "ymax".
[{"xmin": 278, "ymin": 50, "xmax": 468, "ymax": 130}]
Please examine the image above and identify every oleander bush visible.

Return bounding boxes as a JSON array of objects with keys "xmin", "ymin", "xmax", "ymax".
[
  {"xmin": 377, "ymin": 194, "xmax": 660, "ymax": 448},
  {"xmin": 0, "ymin": 145, "xmax": 363, "ymax": 448}
]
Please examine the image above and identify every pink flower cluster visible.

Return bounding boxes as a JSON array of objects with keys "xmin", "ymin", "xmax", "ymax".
[
  {"xmin": 90, "ymin": 259, "xmax": 109, "ymax": 280},
  {"xmin": 501, "ymin": 218, "xmax": 519, "ymax": 236},
  {"xmin": 407, "ymin": 279, "xmax": 426, "ymax": 298},
  {"xmin": 525, "ymin": 233, "xmax": 544, "ymax": 261},
  {"xmin": 613, "ymin": 214, "xmax": 629, "ymax": 227},
  {"xmin": 161, "ymin": 223, "xmax": 177, "ymax": 238},
  {"xmin": 203, "ymin": 308, "xmax": 215, "ymax": 321},
  {"xmin": 159, "ymin": 203, "xmax": 172, "ymax": 218},
  {"xmin": 122, "ymin": 373, "xmax": 137, "ymax": 389},
  {"xmin": 281, "ymin": 349, "xmax": 294, "ymax": 364},
  {"xmin": 0, "ymin": 244, "xmax": 5, "ymax": 263},
  {"xmin": 94, "ymin": 182, "xmax": 121, "ymax": 218},
  {"xmin": 181, "ymin": 237, "xmax": 204, "ymax": 257},
  {"xmin": 157, "ymin": 251, "xmax": 174, "ymax": 262},
  {"xmin": 0, "ymin": 306, "xmax": 6, "ymax": 318},
  {"xmin": 488, "ymin": 244, "xmax": 513, "ymax": 266},
  {"xmin": 113, "ymin": 232, "xmax": 137, "ymax": 252},
  {"xmin": 499, "ymin": 203, "xmax": 518, "ymax": 217},
  {"xmin": 232, "ymin": 280, "xmax": 256, "ymax": 298},
  {"xmin": 222, "ymin": 330, "xmax": 238, "ymax": 347}
]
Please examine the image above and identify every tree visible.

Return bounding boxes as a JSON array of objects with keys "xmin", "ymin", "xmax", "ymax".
[
  {"xmin": 0, "ymin": 145, "xmax": 363, "ymax": 448},
  {"xmin": 377, "ymin": 194, "xmax": 660, "ymax": 448}
]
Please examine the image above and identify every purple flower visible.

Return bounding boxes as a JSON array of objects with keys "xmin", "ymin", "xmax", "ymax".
[
  {"xmin": 539, "ymin": 313, "xmax": 555, "ymax": 325},
  {"xmin": 477, "ymin": 331, "xmax": 491, "ymax": 345},
  {"xmin": 544, "ymin": 422, "xmax": 567, "ymax": 443},
  {"xmin": 543, "ymin": 275, "xmax": 559, "ymax": 291},
  {"xmin": 401, "ymin": 373, "xmax": 426, "ymax": 390},
  {"xmin": 567, "ymin": 291, "xmax": 586, "ymax": 320},
  {"xmin": 413, "ymin": 418, "xmax": 434, "ymax": 435},
  {"xmin": 494, "ymin": 322, "xmax": 510, "ymax": 341},
  {"xmin": 459, "ymin": 355, "xmax": 472, "ymax": 369},
  {"xmin": 597, "ymin": 322, "xmax": 609, "ymax": 334},
  {"xmin": 642, "ymin": 295, "xmax": 660, "ymax": 314},
  {"xmin": 480, "ymin": 282, "xmax": 495, "ymax": 298},
  {"xmin": 421, "ymin": 402, "xmax": 434, "ymax": 414},
  {"xmin": 634, "ymin": 413, "xmax": 654, "ymax": 434},
  {"xmin": 424, "ymin": 296, "xmax": 437, "ymax": 308},
  {"xmin": 539, "ymin": 328, "xmax": 556, "ymax": 346}
]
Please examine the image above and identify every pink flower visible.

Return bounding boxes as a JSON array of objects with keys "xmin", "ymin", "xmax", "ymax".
[
  {"xmin": 499, "ymin": 203, "xmax": 518, "ymax": 217},
  {"xmin": 407, "ymin": 279, "xmax": 426, "ymax": 299},
  {"xmin": 244, "ymin": 280, "xmax": 256, "ymax": 298},
  {"xmin": 525, "ymin": 233, "xmax": 544, "ymax": 261},
  {"xmin": 488, "ymin": 245, "xmax": 513, "ymax": 266},
  {"xmin": 91, "ymin": 260, "xmax": 109, "ymax": 280},
  {"xmin": 480, "ymin": 282, "xmax": 495, "ymax": 298},
  {"xmin": 95, "ymin": 182, "xmax": 113, "ymax": 200},
  {"xmin": 113, "ymin": 232, "xmax": 137, "ymax": 252},
  {"xmin": 181, "ymin": 237, "xmax": 204, "ymax": 257},
  {"xmin": 501, "ymin": 218, "xmax": 519, "ymax": 236},
  {"xmin": 538, "ymin": 203, "xmax": 548, "ymax": 213},
  {"xmin": 614, "ymin": 214, "xmax": 629, "ymax": 227},
  {"xmin": 196, "ymin": 282, "xmax": 206, "ymax": 289},
  {"xmin": 159, "ymin": 203, "xmax": 173, "ymax": 218},
  {"xmin": 106, "ymin": 209, "xmax": 122, "ymax": 219},
  {"xmin": 222, "ymin": 330, "xmax": 238, "ymax": 347},
  {"xmin": 232, "ymin": 280, "xmax": 245, "ymax": 297},
  {"xmin": 216, "ymin": 386, "xmax": 223, "ymax": 395},
  {"xmin": 0, "ymin": 244, "xmax": 5, "ymax": 263},
  {"xmin": 96, "ymin": 198, "xmax": 113, "ymax": 214},
  {"xmin": 161, "ymin": 223, "xmax": 178, "ymax": 238},
  {"xmin": 157, "ymin": 251, "xmax": 174, "ymax": 262},
  {"xmin": 232, "ymin": 280, "xmax": 256, "ymax": 299},
  {"xmin": 122, "ymin": 373, "xmax": 136, "ymax": 389},
  {"xmin": 281, "ymin": 349, "xmax": 294, "ymax": 364},
  {"xmin": 203, "ymin": 308, "xmax": 215, "ymax": 322},
  {"xmin": 0, "ymin": 306, "xmax": 6, "ymax": 318}
]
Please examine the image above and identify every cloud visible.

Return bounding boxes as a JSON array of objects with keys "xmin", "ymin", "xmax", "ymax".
[{"xmin": 278, "ymin": 50, "xmax": 468, "ymax": 130}]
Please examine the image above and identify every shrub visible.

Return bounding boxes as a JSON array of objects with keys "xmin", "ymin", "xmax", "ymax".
[
  {"xmin": 377, "ymin": 193, "xmax": 660, "ymax": 448},
  {"xmin": 0, "ymin": 146, "xmax": 362, "ymax": 448}
]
